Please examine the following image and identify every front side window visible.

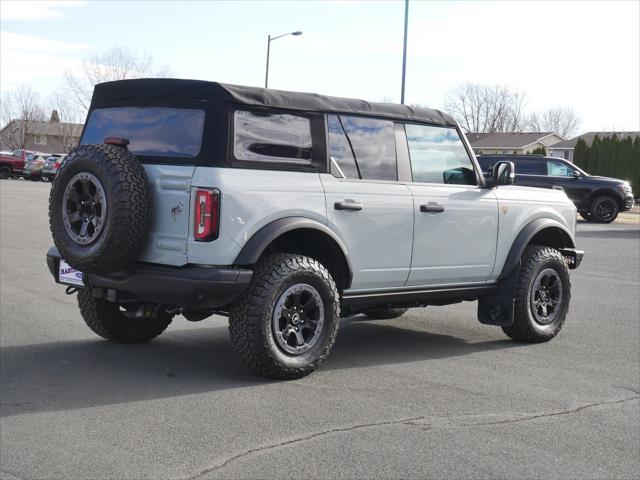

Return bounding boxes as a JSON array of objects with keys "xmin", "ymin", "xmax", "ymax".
[
  {"xmin": 234, "ymin": 110, "xmax": 312, "ymax": 164},
  {"xmin": 82, "ymin": 107, "xmax": 205, "ymax": 158},
  {"xmin": 515, "ymin": 158, "xmax": 546, "ymax": 175},
  {"xmin": 339, "ymin": 116, "xmax": 397, "ymax": 181},
  {"xmin": 547, "ymin": 159, "xmax": 573, "ymax": 177},
  {"xmin": 405, "ymin": 124, "xmax": 476, "ymax": 185}
]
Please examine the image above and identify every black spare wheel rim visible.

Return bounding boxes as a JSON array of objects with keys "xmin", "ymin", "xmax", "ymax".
[
  {"xmin": 530, "ymin": 268, "xmax": 562, "ymax": 325},
  {"xmin": 272, "ymin": 283, "xmax": 325, "ymax": 355},
  {"xmin": 62, "ymin": 172, "xmax": 107, "ymax": 245}
]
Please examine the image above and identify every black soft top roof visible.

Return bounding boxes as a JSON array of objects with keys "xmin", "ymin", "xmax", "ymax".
[{"xmin": 92, "ymin": 78, "xmax": 457, "ymax": 127}]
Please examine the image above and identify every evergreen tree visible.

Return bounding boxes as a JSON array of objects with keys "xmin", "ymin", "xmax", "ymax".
[
  {"xmin": 618, "ymin": 137, "xmax": 633, "ymax": 183},
  {"xmin": 590, "ymin": 135, "xmax": 601, "ymax": 175},
  {"xmin": 599, "ymin": 136, "xmax": 611, "ymax": 177},
  {"xmin": 573, "ymin": 137, "xmax": 587, "ymax": 170},
  {"xmin": 531, "ymin": 146, "xmax": 547, "ymax": 155},
  {"xmin": 632, "ymin": 136, "xmax": 640, "ymax": 194}
]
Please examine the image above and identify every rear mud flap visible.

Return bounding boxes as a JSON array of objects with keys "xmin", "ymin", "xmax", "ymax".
[{"xmin": 477, "ymin": 296, "xmax": 515, "ymax": 326}]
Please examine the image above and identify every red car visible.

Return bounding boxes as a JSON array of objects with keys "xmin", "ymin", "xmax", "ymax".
[{"xmin": 0, "ymin": 149, "xmax": 34, "ymax": 179}]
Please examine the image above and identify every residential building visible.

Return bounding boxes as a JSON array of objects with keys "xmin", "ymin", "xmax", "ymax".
[
  {"xmin": 465, "ymin": 132, "xmax": 566, "ymax": 156},
  {"xmin": 549, "ymin": 131, "xmax": 640, "ymax": 162},
  {"xmin": 0, "ymin": 111, "xmax": 83, "ymax": 154}
]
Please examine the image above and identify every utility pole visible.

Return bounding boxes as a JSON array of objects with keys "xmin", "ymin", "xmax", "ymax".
[{"xmin": 400, "ymin": 0, "xmax": 409, "ymax": 104}]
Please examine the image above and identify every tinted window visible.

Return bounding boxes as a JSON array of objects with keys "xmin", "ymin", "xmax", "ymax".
[
  {"xmin": 234, "ymin": 110, "xmax": 312, "ymax": 164},
  {"xmin": 340, "ymin": 116, "xmax": 397, "ymax": 181},
  {"xmin": 547, "ymin": 159, "xmax": 573, "ymax": 177},
  {"xmin": 515, "ymin": 158, "xmax": 546, "ymax": 175},
  {"xmin": 476, "ymin": 157, "xmax": 497, "ymax": 172},
  {"xmin": 405, "ymin": 124, "xmax": 476, "ymax": 185},
  {"xmin": 82, "ymin": 107, "xmax": 205, "ymax": 158},
  {"xmin": 327, "ymin": 115, "xmax": 359, "ymax": 178}
]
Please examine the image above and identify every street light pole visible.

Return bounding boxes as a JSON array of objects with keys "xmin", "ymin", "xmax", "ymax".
[
  {"xmin": 264, "ymin": 30, "xmax": 303, "ymax": 89},
  {"xmin": 400, "ymin": 0, "xmax": 409, "ymax": 104}
]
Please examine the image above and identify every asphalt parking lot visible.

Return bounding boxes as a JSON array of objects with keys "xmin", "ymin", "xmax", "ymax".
[{"xmin": 1, "ymin": 179, "xmax": 638, "ymax": 480}]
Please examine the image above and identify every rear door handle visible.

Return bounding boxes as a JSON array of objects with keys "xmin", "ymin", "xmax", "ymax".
[
  {"xmin": 335, "ymin": 200, "xmax": 363, "ymax": 211},
  {"xmin": 420, "ymin": 202, "xmax": 444, "ymax": 213}
]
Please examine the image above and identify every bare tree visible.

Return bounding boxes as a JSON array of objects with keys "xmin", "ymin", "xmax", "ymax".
[
  {"xmin": 527, "ymin": 107, "xmax": 581, "ymax": 137},
  {"xmin": 46, "ymin": 92, "xmax": 84, "ymax": 153},
  {"xmin": 443, "ymin": 83, "xmax": 527, "ymax": 133},
  {"xmin": 0, "ymin": 85, "xmax": 45, "ymax": 150},
  {"xmin": 64, "ymin": 45, "xmax": 172, "ymax": 113}
]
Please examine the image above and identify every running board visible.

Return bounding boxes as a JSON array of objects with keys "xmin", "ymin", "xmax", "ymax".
[{"xmin": 341, "ymin": 284, "xmax": 498, "ymax": 311}]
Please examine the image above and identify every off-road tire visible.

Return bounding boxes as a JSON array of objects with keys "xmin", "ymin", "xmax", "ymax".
[
  {"xmin": 228, "ymin": 254, "xmax": 340, "ymax": 380},
  {"xmin": 590, "ymin": 195, "xmax": 619, "ymax": 223},
  {"xmin": 77, "ymin": 289, "xmax": 172, "ymax": 343},
  {"xmin": 49, "ymin": 144, "xmax": 152, "ymax": 274},
  {"xmin": 0, "ymin": 165, "xmax": 10, "ymax": 179},
  {"xmin": 364, "ymin": 307, "xmax": 408, "ymax": 320},
  {"xmin": 502, "ymin": 245, "xmax": 571, "ymax": 343}
]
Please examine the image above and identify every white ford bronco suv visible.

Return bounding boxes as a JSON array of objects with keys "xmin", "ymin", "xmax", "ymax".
[{"xmin": 47, "ymin": 79, "xmax": 583, "ymax": 379}]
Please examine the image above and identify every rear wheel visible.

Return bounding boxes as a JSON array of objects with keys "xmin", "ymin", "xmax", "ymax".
[
  {"xmin": 228, "ymin": 254, "xmax": 340, "ymax": 379},
  {"xmin": 502, "ymin": 245, "xmax": 570, "ymax": 343},
  {"xmin": 364, "ymin": 307, "xmax": 408, "ymax": 320},
  {"xmin": 590, "ymin": 196, "xmax": 619, "ymax": 223},
  {"xmin": 0, "ymin": 166, "xmax": 10, "ymax": 179},
  {"xmin": 41, "ymin": 175, "xmax": 51, "ymax": 182},
  {"xmin": 77, "ymin": 289, "xmax": 173, "ymax": 343}
]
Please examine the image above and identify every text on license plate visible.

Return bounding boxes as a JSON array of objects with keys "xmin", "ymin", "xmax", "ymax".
[{"xmin": 59, "ymin": 259, "xmax": 83, "ymax": 286}]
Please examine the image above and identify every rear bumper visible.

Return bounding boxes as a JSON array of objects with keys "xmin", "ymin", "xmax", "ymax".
[{"xmin": 46, "ymin": 247, "xmax": 252, "ymax": 309}]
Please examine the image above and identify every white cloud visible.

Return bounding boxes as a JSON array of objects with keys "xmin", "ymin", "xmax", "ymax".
[
  {"xmin": 0, "ymin": 31, "xmax": 89, "ymax": 91},
  {"xmin": 0, "ymin": 0, "xmax": 85, "ymax": 21}
]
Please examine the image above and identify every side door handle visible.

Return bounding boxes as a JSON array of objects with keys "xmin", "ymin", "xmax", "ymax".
[
  {"xmin": 335, "ymin": 200, "xmax": 363, "ymax": 211},
  {"xmin": 420, "ymin": 202, "xmax": 445, "ymax": 213}
]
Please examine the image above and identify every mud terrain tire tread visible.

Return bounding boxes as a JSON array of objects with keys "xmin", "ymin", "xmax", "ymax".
[
  {"xmin": 502, "ymin": 245, "xmax": 571, "ymax": 343},
  {"xmin": 228, "ymin": 254, "xmax": 340, "ymax": 380},
  {"xmin": 49, "ymin": 144, "xmax": 152, "ymax": 274},
  {"xmin": 77, "ymin": 289, "xmax": 172, "ymax": 343}
]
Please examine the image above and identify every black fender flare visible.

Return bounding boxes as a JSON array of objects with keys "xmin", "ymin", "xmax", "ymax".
[
  {"xmin": 233, "ymin": 216, "xmax": 353, "ymax": 287},
  {"xmin": 499, "ymin": 217, "xmax": 575, "ymax": 281}
]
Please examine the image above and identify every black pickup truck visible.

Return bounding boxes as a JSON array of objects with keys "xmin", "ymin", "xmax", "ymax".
[{"xmin": 477, "ymin": 154, "xmax": 635, "ymax": 223}]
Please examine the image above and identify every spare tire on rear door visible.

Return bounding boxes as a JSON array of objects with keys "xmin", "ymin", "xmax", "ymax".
[{"xmin": 49, "ymin": 144, "xmax": 152, "ymax": 274}]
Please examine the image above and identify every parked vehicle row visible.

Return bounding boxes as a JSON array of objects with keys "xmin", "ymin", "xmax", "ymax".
[
  {"xmin": 0, "ymin": 150, "xmax": 67, "ymax": 181},
  {"xmin": 476, "ymin": 154, "xmax": 635, "ymax": 223}
]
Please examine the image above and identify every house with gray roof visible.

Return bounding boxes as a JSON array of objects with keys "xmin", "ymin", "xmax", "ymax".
[
  {"xmin": 0, "ymin": 111, "xmax": 83, "ymax": 154},
  {"xmin": 548, "ymin": 131, "xmax": 640, "ymax": 162},
  {"xmin": 465, "ymin": 132, "xmax": 566, "ymax": 156}
]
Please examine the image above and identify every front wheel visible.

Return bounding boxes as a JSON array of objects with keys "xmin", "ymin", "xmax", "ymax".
[
  {"xmin": 590, "ymin": 196, "xmax": 619, "ymax": 223},
  {"xmin": 0, "ymin": 166, "xmax": 10, "ymax": 179},
  {"xmin": 41, "ymin": 175, "xmax": 51, "ymax": 182},
  {"xmin": 502, "ymin": 245, "xmax": 571, "ymax": 343},
  {"xmin": 228, "ymin": 254, "xmax": 340, "ymax": 379},
  {"xmin": 77, "ymin": 289, "xmax": 173, "ymax": 343}
]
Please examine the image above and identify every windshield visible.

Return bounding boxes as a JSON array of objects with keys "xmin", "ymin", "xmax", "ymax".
[{"xmin": 81, "ymin": 107, "xmax": 205, "ymax": 159}]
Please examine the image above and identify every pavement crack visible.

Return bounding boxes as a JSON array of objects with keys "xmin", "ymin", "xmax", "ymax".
[{"xmin": 186, "ymin": 396, "xmax": 638, "ymax": 479}]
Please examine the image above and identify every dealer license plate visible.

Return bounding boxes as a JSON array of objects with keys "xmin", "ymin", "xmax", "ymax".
[{"xmin": 58, "ymin": 259, "xmax": 84, "ymax": 286}]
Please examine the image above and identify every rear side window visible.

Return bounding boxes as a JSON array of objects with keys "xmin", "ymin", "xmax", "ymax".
[
  {"xmin": 82, "ymin": 107, "xmax": 205, "ymax": 158},
  {"xmin": 515, "ymin": 158, "xmax": 546, "ymax": 175},
  {"xmin": 327, "ymin": 115, "xmax": 359, "ymax": 179},
  {"xmin": 330, "ymin": 115, "xmax": 397, "ymax": 181},
  {"xmin": 405, "ymin": 124, "xmax": 476, "ymax": 185},
  {"xmin": 233, "ymin": 110, "xmax": 312, "ymax": 164}
]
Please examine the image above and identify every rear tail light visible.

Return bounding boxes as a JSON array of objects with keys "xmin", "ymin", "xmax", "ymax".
[
  {"xmin": 54, "ymin": 162, "xmax": 61, "ymax": 169},
  {"xmin": 194, "ymin": 189, "xmax": 219, "ymax": 241}
]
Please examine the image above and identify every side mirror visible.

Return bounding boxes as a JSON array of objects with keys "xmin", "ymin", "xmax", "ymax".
[
  {"xmin": 572, "ymin": 170, "xmax": 581, "ymax": 179},
  {"xmin": 492, "ymin": 161, "xmax": 515, "ymax": 187}
]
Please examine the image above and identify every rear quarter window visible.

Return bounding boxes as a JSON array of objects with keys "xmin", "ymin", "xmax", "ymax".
[{"xmin": 81, "ymin": 107, "xmax": 205, "ymax": 158}]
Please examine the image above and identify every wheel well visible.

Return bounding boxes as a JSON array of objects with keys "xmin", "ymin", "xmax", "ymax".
[
  {"xmin": 259, "ymin": 228, "xmax": 351, "ymax": 291},
  {"xmin": 590, "ymin": 190, "xmax": 623, "ymax": 209},
  {"xmin": 528, "ymin": 227, "xmax": 575, "ymax": 249}
]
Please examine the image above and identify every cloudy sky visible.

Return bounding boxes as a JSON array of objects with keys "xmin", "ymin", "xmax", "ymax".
[{"xmin": 1, "ymin": 0, "xmax": 638, "ymax": 132}]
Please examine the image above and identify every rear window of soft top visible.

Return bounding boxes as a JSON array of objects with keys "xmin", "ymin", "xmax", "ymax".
[{"xmin": 81, "ymin": 107, "xmax": 205, "ymax": 158}]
